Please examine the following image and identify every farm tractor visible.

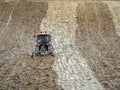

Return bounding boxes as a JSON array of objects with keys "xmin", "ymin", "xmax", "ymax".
[{"xmin": 31, "ymin": 32, "xmax": 54, "ymax": 57}]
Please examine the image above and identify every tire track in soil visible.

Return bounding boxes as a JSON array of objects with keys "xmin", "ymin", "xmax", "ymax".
[{"xmin": 106, "ymin": 1, "xmax": 120, "ymax": 37}]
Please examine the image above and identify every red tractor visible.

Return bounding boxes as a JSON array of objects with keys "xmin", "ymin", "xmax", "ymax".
[{"xmin": 32, "ymin": 32, "xmax": 54, "ymax": 57}]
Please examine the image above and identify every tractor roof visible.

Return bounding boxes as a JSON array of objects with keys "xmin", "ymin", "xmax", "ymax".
[{"xmin": 37, "ymin": 32, "xmax": 51, "ymax": 36}]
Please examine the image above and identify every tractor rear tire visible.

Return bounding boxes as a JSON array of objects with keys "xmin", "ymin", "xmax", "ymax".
[
  {"xmin": 31, "ymin": 54, "xmax": 34, "ymax": 58},
  {"xmin": 49, "ymin": 52, "xmax": 55, "ymax": 57}
]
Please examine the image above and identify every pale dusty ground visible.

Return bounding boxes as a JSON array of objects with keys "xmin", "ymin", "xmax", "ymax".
[
  {"xmin": 0, "ymin": 0, "xmax": 120, "ymax": 90},
  {"xmin": 40, "ymin": 1, "xmax": 104, "ymax": 90}
]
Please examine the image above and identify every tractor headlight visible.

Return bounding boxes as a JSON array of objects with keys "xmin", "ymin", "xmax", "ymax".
[{"xmin": 38, "ymin": 40, "xmax": 40, "ymax": 42}]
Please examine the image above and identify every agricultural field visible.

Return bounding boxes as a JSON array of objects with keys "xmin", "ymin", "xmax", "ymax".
[{"xmin": 0, "ymin": 0, "xmax": 120, "ymax": 90}]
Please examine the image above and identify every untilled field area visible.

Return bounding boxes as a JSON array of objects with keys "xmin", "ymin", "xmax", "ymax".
[{"xmin": 76, "ymin": 2, "xmax": 120, "ymax": 90}]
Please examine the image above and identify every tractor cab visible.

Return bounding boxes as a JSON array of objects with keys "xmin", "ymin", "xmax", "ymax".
[
  {"xmin": 32, "ymin": 32, "xmax": 53, "ymax": 56},
  {"xmin": 35, "ymin": 33, "xmax": 51, "ymax": 45}
]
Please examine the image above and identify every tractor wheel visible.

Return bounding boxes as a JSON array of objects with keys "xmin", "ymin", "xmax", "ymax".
[
  {"xmin": 31, "ymin": 54, "xmax": 34, "ymax": 58},
  {"xmin": 49, "ymin": 52, "xmax": 55, "ymax": 57}
]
